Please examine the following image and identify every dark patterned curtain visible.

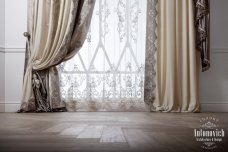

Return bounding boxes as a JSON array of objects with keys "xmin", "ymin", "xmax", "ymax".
[
  {"xmin": 195, "ymin": 0, "xmax": 210, "ymax": 71},
  {"xmin": 144, "ymin": 0, "xmax": 158, "ymax": 107}
]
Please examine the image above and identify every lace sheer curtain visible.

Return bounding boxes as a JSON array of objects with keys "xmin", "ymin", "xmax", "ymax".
[{"xmin": 58, "ymin": 0, "xmax": 149, "ymax": 111}]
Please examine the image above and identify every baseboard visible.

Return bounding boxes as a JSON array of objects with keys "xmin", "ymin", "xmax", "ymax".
[
  {"xmin": 0, "ymin": 102, "xmax": 20, "ymax": 112},
  {"xmin": 201, "ymin": 102, "xmax": 228, "ymax": 112},
  {"xmin": 0, "ymin": 101, "xmax": 5, "ymax": 112},
  {"xmin": 0, "ymin": 102, "xmax": 228, "ymax": 113}
]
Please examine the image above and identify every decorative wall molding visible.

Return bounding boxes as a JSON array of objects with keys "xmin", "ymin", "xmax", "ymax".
[
  {"xmin": 4, "ymin": 47, "xmax": 25, "ymax": 49},
  {"xmin": 0, "ymin": 105, "xmax": 5, "ymax": 112},
  {"xmin": 4, "ymin": 50, "xmax": 25, "ymax": 53},
  {"xmin": 201, "ymin": 101, "xmax": 228, "ymax": 104},
  {"xmin": 1, "ymin": 102, "xmax": 228, "ymax": 112},
  {"xmin": 211, "ymin": 47, "xmax": 228, "ymax": 53},
  {"xmin": 201, "ymin": 102, "xmax": 228, "ymax": 112},
  {"xmin": 0, "ymin": 102, "xmax": 21, "ymax": 112},
  {"xmin": 0, "ymin": 102, "xmax": 21, "ymax": 104},
  {"xmin": 0, "ymin": 48, "xmax": 25, "ymax": 53},
  {"xmin": 0, "ymin": 47, "xmax": 4, "ymax": 53}
]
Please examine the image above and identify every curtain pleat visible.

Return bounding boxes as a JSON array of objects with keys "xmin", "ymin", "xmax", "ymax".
[
  {"xmin": 20, "ymin": 0, "xmax": 210, "ymax": 112},
  {"xmin": 145, "ymin": 0, "xmax": 202, "ymax": 112},
  {"xmin": 19, "ymin": 0, "xmax": 95, "ymax": 112}
]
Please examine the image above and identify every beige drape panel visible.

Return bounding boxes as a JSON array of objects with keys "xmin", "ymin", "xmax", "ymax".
[
  {"xmin": 145, "ymin": 0, "xmax": 200, "ymax": 112},
  {"xmin": 20, "ymin": 0, "xmax": 95, "ymax": 112}
]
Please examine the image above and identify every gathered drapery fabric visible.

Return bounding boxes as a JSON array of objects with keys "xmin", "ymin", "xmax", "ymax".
[
  {"xmin": 19, "ymin": 0, "xmax": 95, "ymax": 112},
  {"xmin": 20, "ymin": 0, "xmax": 209, "ymax": 113},
  {"xmin": 145, "ymin": 0, "xmax": 202, "ymax": 112},
  {"xmin": 195, "ymin": 0, "xmax": 210, "ymax": 71}
]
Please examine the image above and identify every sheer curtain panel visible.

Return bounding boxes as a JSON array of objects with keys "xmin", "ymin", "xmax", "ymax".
[{"xmin": 58, "ymin": 0, "xmax": 150, "ymax": 111}]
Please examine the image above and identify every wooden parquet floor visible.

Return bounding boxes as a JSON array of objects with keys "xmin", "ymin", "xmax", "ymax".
[{"xmin": 0, "ymin": 112, "xmax": 227, "ymax": 152}]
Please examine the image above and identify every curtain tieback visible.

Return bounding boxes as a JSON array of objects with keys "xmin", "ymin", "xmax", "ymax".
[
  {"xmin": 23, "ymin": 32, "xmax": 34, "ymax": 72},
  {"xmin": 24, "ymin": 32, "xmax": 31, "ymax": 59}
]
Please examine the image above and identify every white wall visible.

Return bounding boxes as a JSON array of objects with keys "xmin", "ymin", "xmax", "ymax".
[
  {"xmin": 0, "ymin": 0, "xmax": 5, "ymax": 112},
  {"xmin": 5, "ymin": 0, "xmax": 27, "ymax": 48},
  {"xmin": 0, "ymin": 0, "xmax": 5, "ymax": 48},
  {"xmin": 0, "ymin": 0, "xmax": 26, "ymax": 112},
  {"xmin": 200, "ymin": 0, "xmax": 228, "ymax": 112},
  {"xmin": 0, "ymin": 49, "xmax": 5, "ymax": 112},
  {"xmin": 0, "ymin": 0, "xmax": 228, "ymax": 112}
]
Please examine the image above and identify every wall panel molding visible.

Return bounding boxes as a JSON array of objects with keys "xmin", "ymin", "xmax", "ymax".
[
  {"xmin": 0, "ymin": 102, "xmax": 21, "ymax": 112},
  {"xmin": 0, "ymin": 47, "xmax": 4, "ymax": 53},
  {"xmin": 5, "ymin": 51, "xmax": 25, "ymax": 53},
  {"xmin": 1, "ymin": 102, "xmax": 228, "ymax": 112},
  {"xmin": 4, "ymin": 47, "xmax": 25, "ymax": 49},
  {"xmin": 4, "ymin": 48, "xmax": 25, "ymax": 53},
  {"xmin": 211, "ymin": 47, "xmax": 228, "ymax": 53},
  {"xmin": 0, "ymin": 48, "xmax": 25, "ymax": 53},
  {"xmin": 0, "ymin": 101, "xmax": 21, "ymax": 104},
  {"xmin": 0, "ymin": 104, "xmax": 5, "ymax": 112},
  {"xmin": 201, "ymin": 101, "xmax": 228, "ymax": 104},
  {"xmin": 201, "ymin": 102, "xmax": 228, "ymax": 112}
]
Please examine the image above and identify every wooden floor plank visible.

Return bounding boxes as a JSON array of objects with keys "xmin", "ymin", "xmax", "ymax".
[
  {"xmin": 77, "ymin": 125, "xmax": 103, "ymax": 139},
  {"xmin": 0, "ymin": 112, "xmax": 227, "ymax": 152},
  {"xmin": 60, "ymin": 124, "xmax": 88, "ymax": 136},
  {"xmin": 100, "ymin": 126, "xmax": 126, "ymax": 143}
]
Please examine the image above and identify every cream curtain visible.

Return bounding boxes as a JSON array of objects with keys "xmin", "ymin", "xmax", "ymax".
[
  {"xmin": 145, "ymin": 0, "xmax": 200, "ymax": 112},
  {"xmin": 19, "ymin": 0, "xmax": 95, "ymax": 112}
]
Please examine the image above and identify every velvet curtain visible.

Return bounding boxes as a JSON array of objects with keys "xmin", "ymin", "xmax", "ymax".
[
  {"xmin": 19, "ymin": 0, "xmax": 95, "ymax": 112},
  {"xmin": 145, "ymin": 0, "xmax": 210, "ymax": 112}
]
